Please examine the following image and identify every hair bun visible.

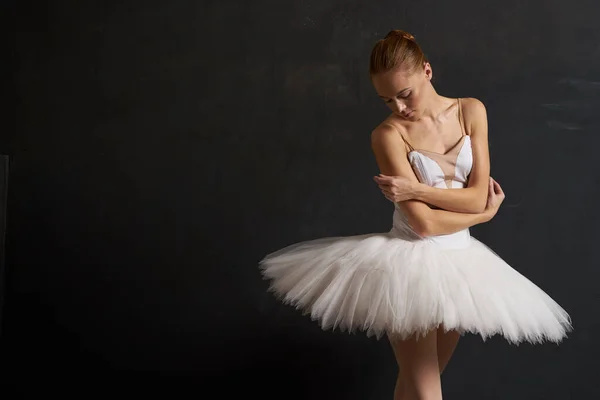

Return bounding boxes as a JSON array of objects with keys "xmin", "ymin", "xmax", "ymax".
[
  {"xmin": 370, "ymin": 29, "xmax": 427, "ymax": 75},
  {"xmin": 385, "ymin": 30, "xmax": 415, "ymax": 41}
]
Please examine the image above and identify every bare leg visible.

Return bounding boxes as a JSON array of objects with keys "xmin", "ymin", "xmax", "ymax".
[
  {"xmin": 436, "ymin": 325, "xmax": 460, "ymax": 374},
  {"xmin": 388, "ymin": 336, "xmax": 413, "ymax": 400},
  {"xmin": 392, "ymin": 372, "xmax": 409, "ymax": 400},
  {"xmin": 388, "ymin": 326, "xmax": 459, "ymax": 400},
  {"xmin": 389, "ymin": 329, "xmax": 442, "ymax": 400}
]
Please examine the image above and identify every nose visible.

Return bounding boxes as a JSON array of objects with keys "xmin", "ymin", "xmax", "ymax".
[{"xmin": 391, "ymin": 100, "xmax": 406, "ymax": 113}]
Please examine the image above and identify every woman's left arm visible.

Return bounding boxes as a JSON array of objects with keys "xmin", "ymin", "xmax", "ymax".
[{"xmin": 376, "ymin": 98, "xmax": 491, "ymax": 214}]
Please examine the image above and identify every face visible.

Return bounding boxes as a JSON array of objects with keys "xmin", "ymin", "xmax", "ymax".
[{"xmin": 371, "ymin": 63, "xmax": 432, "ymax": 121}]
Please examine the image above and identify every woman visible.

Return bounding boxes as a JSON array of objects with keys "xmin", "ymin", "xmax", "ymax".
[{"xmin": 259, "ymin": 30, "xmax": 571, "ymax": 400}]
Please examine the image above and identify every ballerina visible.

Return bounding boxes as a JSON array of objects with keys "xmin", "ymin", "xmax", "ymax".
[{"xmin": 260, "ymin": 29, "xmax": 571, "ymax": 400}]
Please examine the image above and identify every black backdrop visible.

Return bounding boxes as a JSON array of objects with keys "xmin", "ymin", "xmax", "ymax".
[
  {"xmin": 0, "ymin": 156, "xmax": 7, "ymax": 340},
  {"xmin": 4, "ymin": 0, "xmax": 598, "ymax": 398}
]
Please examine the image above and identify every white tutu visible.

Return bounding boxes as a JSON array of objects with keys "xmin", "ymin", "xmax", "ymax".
[
  {"xmin": 259, "ymin": 227, "xmax": 572, "ymax": 344},
  {"xmin": 261, "ymin": 127, "xmax": 572, "ymax": 344}
]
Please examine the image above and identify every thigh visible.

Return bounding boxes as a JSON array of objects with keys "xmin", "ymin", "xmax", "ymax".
[
  {"xmin": 388, "ymin": 329, "xmax": 442, "ymax": 398},
  {"xmin": 437, "ymin": 325, "xmax": 461, "ymax": 374}
]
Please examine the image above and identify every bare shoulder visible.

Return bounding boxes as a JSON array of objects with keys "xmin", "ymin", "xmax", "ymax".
[
  {"xmin": 460, "ymin": 97, "xmax": 488, "ymax": 135},
  {"xmin": 370, "ymin": 121, "xmax": 413, "ymax": 177},
  {"xmin": 461, "ymin": 97, "xmax": 486, "ymax": 115},
  {"xmin": 370, "ymin": 121, "xmax": 405, "ymax": 151},
  {"xmin": 460, "ymin": 97, "xmax": 487, "ymax": 120}
]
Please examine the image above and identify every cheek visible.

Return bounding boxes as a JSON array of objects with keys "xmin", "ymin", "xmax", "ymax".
[{"xmin": 408, "ymin": 95, "xmax": 420, "ymax": 109}]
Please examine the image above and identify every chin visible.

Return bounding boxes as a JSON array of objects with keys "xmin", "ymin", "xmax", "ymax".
[{"xmin": 400, "ymin": 111, "xmax": 417, "ymax": 120}]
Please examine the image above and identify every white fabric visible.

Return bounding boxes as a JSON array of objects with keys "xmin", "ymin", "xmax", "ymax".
[{"xmin": 259, "ymin": 136, "xmax": 572, "ymax": 344}]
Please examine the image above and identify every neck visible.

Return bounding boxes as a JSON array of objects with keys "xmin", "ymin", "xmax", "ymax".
[{"xmin": 420, "ymin": 86, "xmax": 451, "ymax": 120}]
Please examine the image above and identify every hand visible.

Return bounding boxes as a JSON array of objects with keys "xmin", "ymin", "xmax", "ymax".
[
  {"xmin": 373, "ymin": 174, "xmax": 416, "ymax": 202},
  {"xmin": 484, "ymin": 177, "xmax": 505, "ymax": 220}
]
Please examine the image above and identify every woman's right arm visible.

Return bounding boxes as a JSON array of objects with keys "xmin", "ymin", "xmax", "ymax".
[{"xmin": 371, "ymin": 125, "xmax": 492, "ymax": 237}]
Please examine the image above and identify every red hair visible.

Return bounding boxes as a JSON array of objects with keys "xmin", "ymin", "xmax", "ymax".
[{"xmin": 369, "ymin": 30, "xmax": 428, "ymax": 75}]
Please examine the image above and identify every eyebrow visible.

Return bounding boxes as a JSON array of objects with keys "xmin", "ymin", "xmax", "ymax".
[{"xmin": 378, "ymin": 88, "xmax": 411, "ymax": 99}]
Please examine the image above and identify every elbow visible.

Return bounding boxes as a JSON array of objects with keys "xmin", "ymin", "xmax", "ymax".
[
  {"xmin": 409, "ymin": 216, "xmax": 435, "ymax": 237},
  {"xmin": 471, "ymin": 200, "xmax": 486, "ymax": 214},
  {"xmin": 466, "ymin": 189, "xmax": 487, "ymax": 213}
]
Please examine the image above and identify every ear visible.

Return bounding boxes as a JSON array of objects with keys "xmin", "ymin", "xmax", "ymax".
[{"xmin": 424, "ymin": 62, "xmax": 432, "ymax": 80}]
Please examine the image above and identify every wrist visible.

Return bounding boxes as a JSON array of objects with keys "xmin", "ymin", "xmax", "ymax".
[
  {"xmin": 480, "ymin": 209, "xmax": 492, "ymax": 223},
  {"xmin": 411, "ymin": 181, "xmax": 428, "ymax": 201}
]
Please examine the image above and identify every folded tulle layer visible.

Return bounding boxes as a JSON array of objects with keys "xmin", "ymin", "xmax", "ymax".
[{"xmin": 259, "ymin": 233, "xmax": 572, "ymax": 344}]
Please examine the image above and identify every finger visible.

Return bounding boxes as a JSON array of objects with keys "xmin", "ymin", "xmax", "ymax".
[
  {"xmin": 374, "ymin": 176, "xmax": 392, "ymax": 183},
  {"xmin": 493, "ymin": 180, "xmax": 503, "ymax": 195},
  {"xmin": 492, "ymin": 179, "xmax": 504, "ymax": 195}
]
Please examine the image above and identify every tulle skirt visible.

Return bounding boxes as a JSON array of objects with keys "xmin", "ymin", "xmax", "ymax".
[{"xmin": 259, "ymin": 232, "xmax": 572, "ymax": 344}]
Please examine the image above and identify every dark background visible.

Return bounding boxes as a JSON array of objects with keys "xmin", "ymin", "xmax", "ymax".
[{"xmin": 4, "ymin": 0, "xmax": 598, "ymax": 398}]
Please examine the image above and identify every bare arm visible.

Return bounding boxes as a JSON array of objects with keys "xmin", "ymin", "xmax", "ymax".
[
  {"xmin": 371, "ymin": 125, "xmax": 491, "ymax": 237},
  {"xmin": 413, "ymin": 98, "xmax": 490, "ymax": 213},
  {"xmin": 376, "ymin": 98, "xmax": 490, "ymax": 214}
]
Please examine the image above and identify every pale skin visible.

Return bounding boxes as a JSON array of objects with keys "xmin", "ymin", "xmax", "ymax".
[{"xmin": 370, "ymin": 61, "xmax": 505, "ymax": 400}]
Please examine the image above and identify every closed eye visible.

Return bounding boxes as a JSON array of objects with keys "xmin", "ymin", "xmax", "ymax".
[{"xmin": 385, "ymin": 93, "xmax": 412, "ymax": 102}]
